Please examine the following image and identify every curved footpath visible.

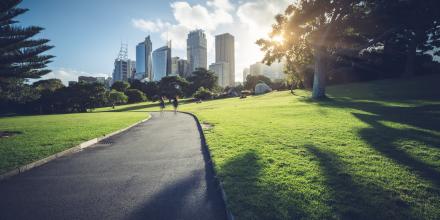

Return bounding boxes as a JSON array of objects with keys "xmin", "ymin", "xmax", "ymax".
[{"xmin": 0, "ymin": 112, "xmax": 227, "ymax": 220}]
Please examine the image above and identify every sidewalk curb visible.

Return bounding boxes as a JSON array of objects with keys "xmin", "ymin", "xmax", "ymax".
[
  {"xmin": 179, "ymin": 111, "xmax": 235, "ymax": 220},
  {"xmin": 0, "ymin": 115, "xmax": 151, "ymax": 181}
]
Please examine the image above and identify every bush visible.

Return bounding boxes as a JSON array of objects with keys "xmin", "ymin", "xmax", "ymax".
[
  {"xmin": 125, "ymin": 89, "xmax": 146, "ymax": 103},
  {"xmin": 108, "ymin": 90, "xmax": 128, "ymax": 107},
  {"xmin": 193, "ymin": 87, "xmax": 213, "ymax": 100}
]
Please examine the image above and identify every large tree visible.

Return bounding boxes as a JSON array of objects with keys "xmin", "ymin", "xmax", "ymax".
[
  {"xmin": 0, "ymin": 0, "xmax": 54, "ymax": 80},
  {"xmin": 186, "ymin": 68, "xmax": 218, "ymax": 96},
  {"xmin": 258, "ymin": 0, "xmax": 371, "ymax": 99}
]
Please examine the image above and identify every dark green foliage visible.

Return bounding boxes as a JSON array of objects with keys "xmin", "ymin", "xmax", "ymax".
[
  {"xmin": 143, "ymin": 81, "xmax": 160, "ymax": 101},
  {"xmin": 159, "ymin": 76, "xmax": 188, "ymax": 99},
  {"xmin": 186, "ymin": 68, "xmax": 218, "ymax": 96},
  {"xmin": 193, "ymin": 87, "xmax": 213, "ymax": 100},
  {"xmin": 111, "ymin": 81, "xmax": 130, "ymax": 92},
  {"xmin": 108, "ymin": 90, "xmax": 128, "ymax": 107},
  {"xmin": 244, "ymin": 75, "xmax": 272, "ymax": 91},
  {"xmin": 0, "ymin": 0, "xmax": 54, "ymax": 80},
  {"xmin": 33, "ymin": 78, "xmax": 64, "ymax": 92},
  {"xmin": 125, "ymin": 89, "xmax": 146, "ymax": 103}
]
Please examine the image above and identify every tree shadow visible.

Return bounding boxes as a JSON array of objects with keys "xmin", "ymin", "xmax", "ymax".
[
  {"xmin": 104, "ymin": 102, "xmax": 160, "ymax": 112},
  {"xmin": 305, "ymin": 145, "xmax": 411, "ymax": 219},
  {"xmin": 354, "ymin": 113, "xmax": 440, "ymax": 186}
]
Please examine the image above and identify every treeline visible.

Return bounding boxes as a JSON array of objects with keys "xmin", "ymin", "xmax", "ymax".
[
  {"xmin": 1, "ymin": 68, "xmax": 224, "ymax": 114},
  {"xmin": 257, "ymin": 0, "xmax": 440, "ymax": 99}
]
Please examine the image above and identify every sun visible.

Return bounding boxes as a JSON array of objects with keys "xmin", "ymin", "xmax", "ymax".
[{"xmin": 272, "ymin": 35, "xmax": 284, "ymax": 44}]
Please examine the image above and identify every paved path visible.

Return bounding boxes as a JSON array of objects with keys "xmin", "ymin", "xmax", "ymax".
[{"xmin": 0, "ymin": 112, "xmax": 227, "ymax": 220}]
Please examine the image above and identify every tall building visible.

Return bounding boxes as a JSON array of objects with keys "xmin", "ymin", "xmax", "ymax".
[
  {"xmin": 177, "ymin": 59, "xmax": 190, "ymax": 78},
  {"xmin": 152, "ymin": 42, "xmax": 171, "ymax": 81},
  {"xmin": 135, "ymin": 36, "xmax": 153, "ymax": 81},
  {"xmin": 113, "ymin": 44, "xmax": 135, "ymax": 83},
  {"xmin": 243, "ymin": 67, "xmax": 250, "ymax": 82},
  {"xmin": 187, "ymin": 30, "xmax": 207, "ymax": 73},
  {"xmin": 171, "ymin": 57, "xmax": 179, "ymax": 76},
  {"xmin": 215, "ymin": 33, "xmax": 235, "ymax": 87},
  {"xmin": 209, "ymin": 62, "xmax": 229, "ymax": 88},
  {"xmin": 250, "ymin": 62, "xmax": 265, "ymax": 76}
]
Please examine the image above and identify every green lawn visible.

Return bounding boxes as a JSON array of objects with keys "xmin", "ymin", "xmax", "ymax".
[
  {"xmin": 0, "ymin": 111, "xmax": 149, "ymax": 174},
  {"xmin": 139, "ymin": 75, "xmax": 440, "ymax": 219}
]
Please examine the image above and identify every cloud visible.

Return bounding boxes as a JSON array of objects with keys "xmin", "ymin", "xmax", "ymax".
[
  {"xmin": 38, "ymin": 68, "xmax": 109, "ymax": 85},
  {"xmin": 131, "ymin": 0, "xmax": 292, "ymax": 81}
]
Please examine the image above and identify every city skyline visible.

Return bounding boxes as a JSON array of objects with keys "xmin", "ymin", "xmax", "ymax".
[{"xmin": 18, "ymin": 0, "xmax": 293, "ymax": 84}]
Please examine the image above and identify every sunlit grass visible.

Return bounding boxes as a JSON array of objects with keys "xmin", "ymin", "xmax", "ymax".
[
  {"xmin": 136, "ymin": 74, "xmax": 440, "ymax": 219},
  {"xmin": 0, "ymin": 111, "xmax": 148, "ymax": 174}
]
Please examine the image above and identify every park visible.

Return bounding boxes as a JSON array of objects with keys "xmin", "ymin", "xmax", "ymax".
[{"xmin": 1, "ymin": 0, "xmax": 440, "ymax": 219}]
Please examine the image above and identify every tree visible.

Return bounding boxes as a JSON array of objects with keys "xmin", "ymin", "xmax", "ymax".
[
  {"xmin": 0, "ymin": 0, "xmax": 54, "ymax": 111},
  {"xmin": 193, "ymin": 87, "xmax": 213, "ymax": 100},
  {"xmin": 159, "ymin": 76, "xmax": 188, "ymax": 99},
  {"xmin": 108, "ymin": 90, "xmax": 128, "ymax": 108},
  {"xmin": 187, "ymin": 68, "xmax": 218, "ymax": 95},
  {"xmin": 33, "ymin": 78, "xmax": 64, "ymax": 92},
  {"xmin": 111, "ymin": 81, "xmax": 130, "ymax": 92},
  {"xmin": 0, "ymin": 0, "xmax": 54, "ymax": 80},
  {"xmin": 258, "ymin": 0, "xmax": 369, "ymax": 99},
  {"xmin": 144, "ymin": 81, "xmax": 160, "ymax": 101},
  {"xmin": 125, "ymin": 89, "xmax": 146, "ymax": 103},
  {"xmin": 244, "ymin": 75, "xmax": 272, "ymax": 91}
]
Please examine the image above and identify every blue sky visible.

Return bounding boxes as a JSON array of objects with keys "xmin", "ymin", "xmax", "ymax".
[{"xmin": 19, "ymin": 0, "xmax": 293, "ymax": 83}]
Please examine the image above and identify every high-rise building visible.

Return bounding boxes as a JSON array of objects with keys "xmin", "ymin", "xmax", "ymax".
[
  {"xmin": 187, "ymin": 30, "xmax": 207, "ymax": 73},
  {"xmin": 215, "ymin": 33, "xmax": 235, "ymax": 87},
  {"xmin": 152, "ymin": 42, "xmax": 171, "ymax": 81},
  {"xmin": 171, "ymin": 57, "xmax": 179, "ymax": 76},
  {"xmin": 250, "ymin": 62, "xmax": 265, "ymax": 76},
  {"xmin": 209, "ymin": 62, "xmax": 229, "ymax": 88},
  {"xmin": 177, "ymin": 59, "xmax": 190, "ymax": 78},
  {"xmin": 243, "ymin": 67, "xmax": 250, "ymax": 82},
  {"xmin": 135, "ymin": 36, "xmax": 153, "ymax": 81},
  {"xmin": 112, "ymin": 44, "xmax": 135, "ymax": 83}
]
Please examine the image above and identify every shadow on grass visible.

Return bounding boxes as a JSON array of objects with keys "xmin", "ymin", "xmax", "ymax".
[
  {"xmin": 219, "ymin": 150, "xmax": 309, "ymax": 219},
  {"xmin": 303, "ymin": 97, "xmax": 440, "ymax": 186},
  {"xmin": 305, "ymin": 145, "xmax": 411, "ymax": 219},
  {"xmin": 104, "ymin": 103, "xmax": 160, "ymax": 112}
]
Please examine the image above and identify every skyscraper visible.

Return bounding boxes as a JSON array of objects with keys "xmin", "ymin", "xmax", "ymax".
[
  {"xmin": 187, "ymin": 30, "xmax": 207, "ymax": 73},
  {"xmin": 215, "ymin": 33, "xmax": 235, "ymax": 87},
  {"xmin": 112, "ymin": 43, "xmax": 135, "ymax": 83},
  {"xmin": 152, "ymin": 41, "xmax": 171, "ymax": 81},
  {"xmin": 171, "ymin": 57, "xmax": 179, "ymax": 76},
  {"xmin": 135, "ymin": 36, "xmax": 152, "ymax": 81},
  {"xmin": 209, "ymin": 62, "xmax": 229, "ymax": 87},
  {"xmin": 177, "ymin": 59, "xmax": 190, "ymax": 78}
]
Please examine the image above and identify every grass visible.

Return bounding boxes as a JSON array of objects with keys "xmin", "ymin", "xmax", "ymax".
[
  {"xmin": 0, "ymin": 110, "xmax": 149, "ymax": 174},
  {"xmin": 137, "ymin": 74, "xmax": 440, "ymax": 219}
]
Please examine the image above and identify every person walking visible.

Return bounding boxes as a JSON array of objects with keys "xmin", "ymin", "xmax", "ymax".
[
  {"xmin": 172, "ymin": 97, "xmax": 179, "ymax": 114},
  {"xmin": 159, "ymin": 96, "xmax": 165, "ymax": 116}
]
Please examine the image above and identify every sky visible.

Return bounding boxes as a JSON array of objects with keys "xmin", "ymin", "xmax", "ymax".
[{"xmin": 18, "ymin": 0, "xmax": 294, "ymax": 84}]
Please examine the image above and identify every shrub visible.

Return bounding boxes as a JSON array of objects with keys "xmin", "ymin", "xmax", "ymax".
[
  {"xmin": 108, "ymin": 90, "xmax": 128, "ymax": 108},
  {"xmin": 193, "ymin": 87, "xmax": 213, "ymax": 100},
  {"xmin": 125, "ymin": 89, "xmax": 146, "ymax": 103}
]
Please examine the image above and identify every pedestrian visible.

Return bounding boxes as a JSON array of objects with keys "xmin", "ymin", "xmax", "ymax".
[
  {"xmin": 172, "ymin": 97, "xmax": 179, "ymax": 114},
  {"xmin": 159, "ymin": 96, "xmax": 165, "ymax": 116}
]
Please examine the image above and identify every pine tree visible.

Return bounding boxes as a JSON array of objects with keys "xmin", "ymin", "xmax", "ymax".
[{"xmin": 0, "ymin": 0, "xmax": 54, "ymax": 81}]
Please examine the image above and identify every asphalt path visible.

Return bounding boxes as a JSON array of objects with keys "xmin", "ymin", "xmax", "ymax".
[{"xmin": 0, "ymin": 112, "xmax": 227, "ymax": 220}]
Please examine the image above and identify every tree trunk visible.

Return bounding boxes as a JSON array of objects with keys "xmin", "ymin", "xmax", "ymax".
[
  {"xmin": 403, "ymin": 32, "xmax": 418, "ymax": 77},
  {"xmin": 312, "ymin": 47, "xmax": 326, "ymax": 99}
]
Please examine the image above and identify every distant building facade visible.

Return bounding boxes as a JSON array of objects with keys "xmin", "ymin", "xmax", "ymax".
[
  {"xmin": 171, "ymin": 57, "xmax": 179, "ymax": 76},
  {"xmin": 113, "ymin": 59, "xmax": 135, "ymax": 82},
  {"xmin": 214, "ymin": 33, "xmax": 235, "ymax": 87},
  {"xmin": 243, "ymin": 67, "xmax": 250, "ymax": 82},
  {"xmin": 177, "ymin": 59, "xmax": 190, "ymax": 78},
  {"xmin": 249, "ymin": 61, "xmax": 285, "ymax": 81},
  {"xmin": 187, "ymin": 30, "xmax": 207, "ymax": 73},
  {"xmin": 152, "ymin": 42, "xmax": 171, "ymax": 81},
  {"xmin": 209, "ymin": 62, "xmax": 229, "ymax": 88},
  {"xmin": 135, "ymin": 36, "xmax": 153, "ymax": 81}
]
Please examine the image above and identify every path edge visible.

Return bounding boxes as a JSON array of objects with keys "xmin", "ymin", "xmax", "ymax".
[
  {"xmin": 0, "ymin": 115, "xmax": 151, "ymax": 181},
  {"xmin": 179, "ymin": 111, "xmax": 235, "ymax": 220}
]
